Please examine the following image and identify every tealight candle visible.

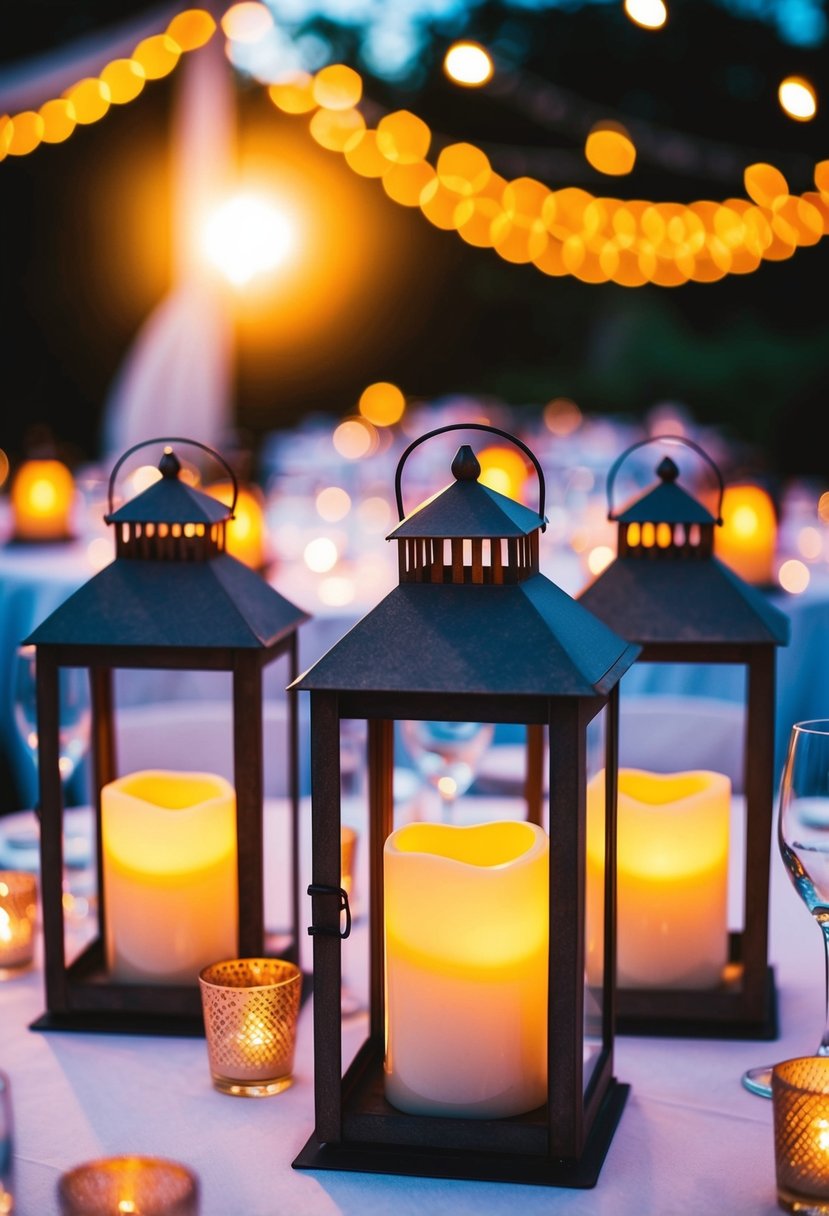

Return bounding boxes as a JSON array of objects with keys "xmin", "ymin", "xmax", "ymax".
[
  {"xmin": 10, "ymin": 458, "xmax": 75, "ymax": 542},
  {"xmin": 384, "ymin": 819, "xmax": 549, "ymax": 1119},
  {"xmin": 773, "ymin": 1057, "xmax": 829, "ymax": 1215},
  {"xmin": 199, "ymin": 958, "xmax": 301, "ymax": 1097},
  {"xmin": 587, "ymin": 768, "xmax": 730, "ymax": 989},
  {"xmin": 101, "ymin": 770, "xmax": 237, "ymax": 985},
  {"xmin": 0, "ymin": 871, "xmax": 37, "ymax": 973},
  {"xmin": 715, "ymin": 482, "xmax": 777, "ymax": 586},
  {"xmin": 57, "ymin": 1155, "xmax": 199, "ymax": 1216}
]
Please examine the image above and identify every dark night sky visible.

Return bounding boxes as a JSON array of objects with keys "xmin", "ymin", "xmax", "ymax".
[{"xmin": 2, "ymin": 0, "xmax": 829, "ymax": 480}]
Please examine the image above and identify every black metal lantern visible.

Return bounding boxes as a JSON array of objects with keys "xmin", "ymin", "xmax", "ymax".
[
  {"xmin": 26, "ymin": 437, "xmax": 309, "ymax": 1035},
  {"xmin": 292, "ymin": 423, "xmax": 640, "ymax": 1188},
  {"xmin": 578, "ymin": 435, "xmax": 790, "ymax": 1039}
]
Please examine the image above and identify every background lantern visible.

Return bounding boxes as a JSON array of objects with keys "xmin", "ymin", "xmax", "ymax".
[
  {"xmin": 292, "ymin": 422, "xmax": 640, "ymax": 1187},
  {"xmin": 9, "ymin": 457, "xmax": 76, "ymax": 543},
  {"xmin": 579, "ymin": 435, "xmax": 790, "ymax": 1039},
  {"xmin": 26, "ymin": 437, "xmax": 309, "ymax": 1034}
]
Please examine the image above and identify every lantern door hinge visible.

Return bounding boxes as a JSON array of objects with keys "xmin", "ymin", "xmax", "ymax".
[{"xmin": 307, "ymin": 883, "xmax": 352, "ymax": 939}]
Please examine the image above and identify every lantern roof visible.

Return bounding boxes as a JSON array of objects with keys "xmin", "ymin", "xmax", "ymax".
[
  {"xmin": 295, "ymin": 576, "xmax": 639, "ymax": 697},
  {"xmin": 106, "ymin": 448, "xmax": 230, "ymax": 526},
  {"xmin": 613, "ymin": 458, "xmax": 717, "ymax": 526},
  {"xmin": 388, "ymin": 446, "xmax": 544, "ymax": 540},
  {"xmin": 27, "ymin": 554, "xmax": 309, "ymax": 651},
  {"xmin": 579, "ymin": 554, "xmax": 789, "ymax": 646}
]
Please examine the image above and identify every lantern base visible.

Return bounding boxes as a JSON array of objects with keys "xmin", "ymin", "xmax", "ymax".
[
  {"xmin": 292, "ymin": 1079, "xmax": 629, "ymax": 1189},
  {"xmin": 28, "ymin": 1009, "xmax": 207, "ymax": 1037},
  {"xmin": 615, "ymin": 961, "xmax": 777, "ymax": 1040}
]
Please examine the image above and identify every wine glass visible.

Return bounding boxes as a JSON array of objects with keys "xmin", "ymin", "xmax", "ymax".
[
  {"xmin": 10, "ymin": 644, "xmax": 94, "ymax": 920},
  {"xmin": 400, "ymin": 719, "xmax": 494, "ymax": 822},
  {"xmin": 743, "ymin": 720, "xmax": 829, "ymax": 1098}
]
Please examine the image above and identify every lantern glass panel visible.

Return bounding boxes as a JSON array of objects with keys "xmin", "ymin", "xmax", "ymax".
[{"xmin": 584, "ymin": 705, "xmax": 608, "ymax": 1095}]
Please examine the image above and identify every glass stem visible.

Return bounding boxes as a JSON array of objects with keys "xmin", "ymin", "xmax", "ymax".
[{"xmin": 818, "ymin": 920, "xmax": 829, "ymax": 1056}]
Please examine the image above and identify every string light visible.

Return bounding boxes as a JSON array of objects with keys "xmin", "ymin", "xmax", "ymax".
[
  {"xmin": 443, "ymin": 42, "xmax": 494, "ymax": 87},
  {"xmin": 4, "ymin": 3, "xmax": 828, "ymax": 289}
]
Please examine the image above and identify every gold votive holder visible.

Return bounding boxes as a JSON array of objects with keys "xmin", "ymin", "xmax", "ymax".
[
  {"xmin": 0, "ymin": 871, "xmax": 37, "ymax": 974},
  {"xmin": 773, "ymin": 1057, "xmax": 829, "ymax": 1214},
  {"xmin": 57, "ymin": 1155, "xmax": 199, "ymax": 1216},
  {"xmin": 199, "ymin": 958, "xmax": 301, "ymax": 1097}
]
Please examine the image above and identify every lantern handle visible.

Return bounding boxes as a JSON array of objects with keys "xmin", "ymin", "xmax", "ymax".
[
  {"xmin": 106, "ymin": 437, "xmax": 238, "ymax": 518},
  {"xmin": 394, "ymin": 422, "xmax": 546, "ymax": 529},
  {"xmin": 605, "ymin": 434, "xmax": 724, "ymax": 525}
]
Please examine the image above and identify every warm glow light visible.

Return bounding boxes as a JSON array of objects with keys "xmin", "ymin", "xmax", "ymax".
[
  {"xmin": 221, "ymin": 2, "xmax": 274, "ymax": 43},
  {"xmin": 206, "ymin": 481, "xmax": 266, "ymax": 568},
  {"xmin": 779, "ymin": 558, "xmax": 810, "ymax": 594},
  {"xmin": 0, "ymin": 449, "xmax": 9, "ymax": 489},
  {"xmin": 624, "ymin": 0, "xmax": 668, "ymax": 29},
  {"xmin": 11, "ymin": 459, "xmax": 75, "ymax": 540},
  {"xmin": 268, "ymin": 73, "xmax": 317, "ymax": 114},
  {"xmin": 333, "ymin": 418, "xmax": 376, "ymax": 459},
  {"xmin": 798, "ymin": 526, "xmax": 822, "ymax": 560},
  {"xmin": 318, "ymin": 575, "xmax": 356, "ymax": 607},
  {"xmin": 304, "ymin": 536, "xmax": 339, "ymax": 573},
  {"xmin": 477, "ymin": 446, "xmax": 528, "ymax": 499},
  {"xmin": 779, "ymin": 75, "xmax": 817, "ymax": 121},
  {"xmin": 132, "ymin": 35, "xmax": 180, "ymax": 80},
  {"xmin": 201, "ymin": 194, "xmax": 295, "ymax": 286},
  {"xmin": 313, "ymin": 64, "xmax": 362, "ymax": 110},
  {"xmin": 316, "ymin": 486, "xmax": 351, "ymax": 522},
  {"xmin": 818, "ymin": 492, "xmax": 829, "ymax": 524},
  {"xmin": 167, "ymin": 9, "xmax": 217, "ymax": 52},
  {"xmin": 744, "ymin": 162, "xmax": 789, "ymax": 209},
  {"xmin": 585, "ymin": 124, "xmax": 636, "ymax": 176},
  {"xmin": 86, "ymin": 537, "xmax": 113, "ymax": 571},
  {"xmin": 7, "ymin": 111, "xmax": 43, "ymax": 155},
  {"xmin": 358, "ymin": 495, "xmax": 392, "ymax": 532},
  {"xmin": 544, "ymin": 397, "xmax": 582, "ymax": 436},
  {"xmin": 358, "ymin": 381, "xmax": 406, "ymax": 426},
  {"xmin": 39, "ymin": 99, "xmax": 76, "ymax": 144},
  {"xmin": 715, "ymin": 483, "xmax": 777, "ymax": 585},
  {"xmin": 100, "ymin": 59, "xmax": 146, "ymax": 104},
  {"xmin": 443, "ymin": 41, "xmax": 494, "ymax": 87},
  {"xmin": 64, "ymin": 78, "xmax": 110, "ymax": 124},
  {"xmin": 587, "ymin": 545, "xmax": 615, "ymax": 575},
  {"xmin": 377, "ymin": 110, "xmax": 431, "ymax": 164}
]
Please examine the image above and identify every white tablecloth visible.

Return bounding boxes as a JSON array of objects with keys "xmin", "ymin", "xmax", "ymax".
[{"xmin": 0, "ymin": 794, "xmax": 822, "ymax": 1216}]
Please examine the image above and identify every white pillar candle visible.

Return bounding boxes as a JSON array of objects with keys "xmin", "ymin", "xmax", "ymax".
[
  {"xmin": 384, "ymin": 819, "xmax": 548, "ymax": 1119},
  {"xmin": 102, "ymin": 770, "xmax": 238, "ymax": 985},
  {"xmin": 586, "ymin": 768, "xmax": 730, "ymax": 989}
]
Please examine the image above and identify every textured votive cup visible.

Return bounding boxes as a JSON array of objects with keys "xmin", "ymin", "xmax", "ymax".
[
  {"xmin": 773, "ymin": 1057, "xmax": 829, "ymax": 1214},
  {"xmin": 0, "ymin": 871, "xmax": 37, "ymax": 974},
  {"xmin": 57, "ymin": 1155, "xmax": 199, "ymax": 1215},
  {"xmin": 199, "ymin": 958, "xmax": 301, "ymax": 1097}
]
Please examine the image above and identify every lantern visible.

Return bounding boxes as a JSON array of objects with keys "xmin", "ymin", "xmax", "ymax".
[
  {"xmin": 26, "ymin": 437, "xmax": 309, "ymax": 1035},
  {"xmin": 292, "ymin": 423, "xmax": 640, "ymax": 1187},
  {"xmin": 579, "ymin": 436, "xmax": 789, "ymax": 1039},
  {"xmin": 9, "ymin": 457, "xmax": 76, "ymax": 542}
]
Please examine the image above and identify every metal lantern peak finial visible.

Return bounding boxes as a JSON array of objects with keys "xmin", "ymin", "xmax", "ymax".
[
  {"xmin": 657, "ymin": 456, "xmax": 679, "ymax": 483},
  {"xmin": 451, "ymin": 445, "xmax": 481, "ymax": 482},
  {"xmin": 159, "ymin": 447, "xmax": 181, "ymax": 479}
]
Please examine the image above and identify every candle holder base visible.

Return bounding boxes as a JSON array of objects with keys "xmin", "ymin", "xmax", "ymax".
[{"xmin": 211, "ymin": 1073, "xmax": 294, "ymax": 1098}]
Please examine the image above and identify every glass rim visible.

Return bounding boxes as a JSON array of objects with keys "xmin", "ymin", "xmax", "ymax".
[
  {"xmin": 791, "ymin": 720, "xmax": 829, "ymax": 736},
  {"xmin": 58, "ymin": 1154, "xmax": 199, "ymax": 1192},
  {"xmin": 772, "ymin": 1055, "xmax": 829, "ymax": 1094},
  {"xmin": 198, "ymin": 957, "xmax": 301, "ymax": 991}
]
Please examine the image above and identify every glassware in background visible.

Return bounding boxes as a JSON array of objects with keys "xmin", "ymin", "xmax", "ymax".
[
  {"xmin": 0, "ymin": 871, "xmax": 37, "ymax": 976},
  {"xmin": 58, "ymin": 1156, "xmax": 199, "ymax": 1216},
  {"xmin": 400, "ymin": 720, "xmax": 494, "ymax": 822},
  {"xmin": 743, "ymin": 720, "xmax": 829, "ymax": 1098},
  {"xmin": 0, "ymin": 1070, "xmax": 13, "ymax": 1215},
  {"xmin": 10, "ymin": 644, "xmax": 94, "ymax": 925}
]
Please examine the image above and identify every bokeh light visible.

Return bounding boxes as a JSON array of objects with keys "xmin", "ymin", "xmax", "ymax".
[
  {"xmin": 313, "ymin": 64, "xmax": 362, "ymax": 110},
  {"xmin": 585, "ymin": 124, "xmax": 636, "ymax": 176},
  {"xmin": 64, "ymin": 78, "xmax": 110, "ymax": 125},
  {"xmin": 221, "ymin": 2, "xmax": 274, "ymax": 43},
  {"xmin": 100, "ymin": 59, "xmax": 146, "ymax": 104},
  {"xmin": 544, "ymin": 398, "xmax": 583, "ymax": 436},
  {"xmin": 316, "ymin": 486, "xmax": 351, "ymax": 522},
  {"xmin": 166, "ymin": 9, "xmax": 217, "ymax": 52},
  {"xmin": 39, "ymin": 99, "xmax": 77, "ymax": 144},
  {"xmin": 201, "ymin": 193, "xmax": 295, "ymax": 286},
  {"xmin": 304, "ymin": 536, "xmax": 339, "ymax": 573},
  {"xmin": 778, "ymin": 559, "xmax": 810, "ymax": 594},
  {"xmin": 358, "ymin": 382, "xmax": 406, "ymax": 427},
  {"xmin": 587, "ymin": 545, "xmax": 615, "ymax": 575},
  {"xmin": 778, "ymin": 75, "xmax": 817, "ymax": 121},
  {"xmin": 132, "ymin": 34, "xmax": 181, "ymax": 80},
  {"xmin": 333, "ymin": 418, "xmax": 376, "ymax": 460},
  {"xmin": 477, "ymin": 446, "xmax": 529, "ymax": 499},
  {"xmin": 443, "ymin": 42, "xmax": 494, "ymax": 87},
  {"xmin": 624, "ymin": 0, "xmax": 668, "ymax": 29}
]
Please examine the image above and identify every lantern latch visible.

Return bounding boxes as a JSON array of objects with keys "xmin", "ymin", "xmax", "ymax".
[{"xmin": 307, "ymin": 883, "xmax": 352, "ymax": 939}]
